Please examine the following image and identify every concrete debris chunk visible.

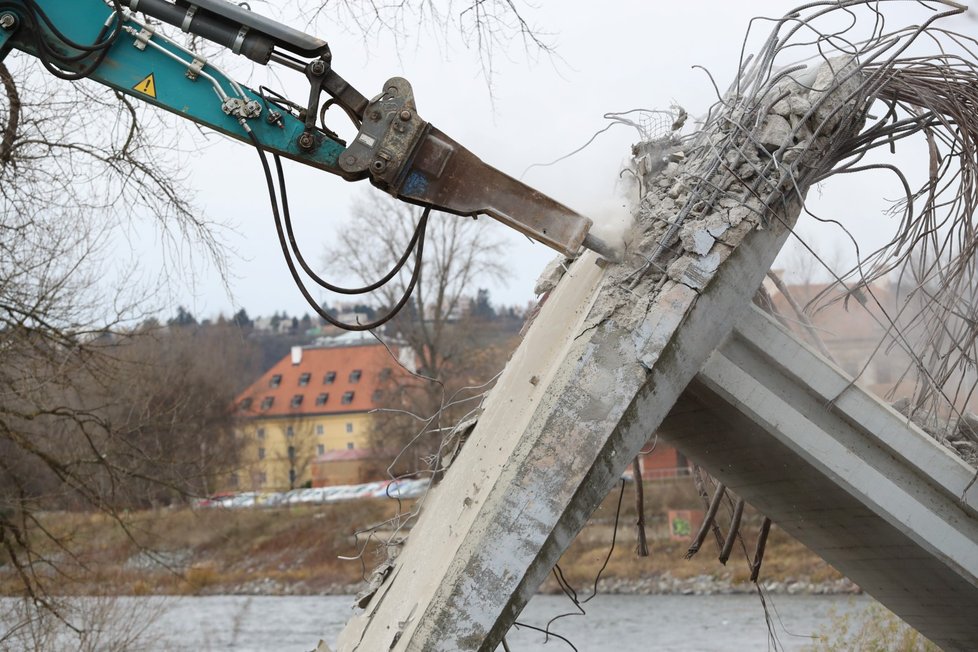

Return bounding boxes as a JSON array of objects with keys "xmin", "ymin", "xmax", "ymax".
[
  {"xmin": 534, "ymin": 256, "xmax": 570, "ymax": 296},
  {"xmin": 891, "ymin": 399, "xmax": 978, "ymax": 467},
  {"xmin": 756, "ymin": 113, "xmax": 794, "ymax": 152},
  {"xmin": 679, "ymin": 222, "xmax": 716, "ymax": 256},
  {"xmin": 704, "ymin": 215, "xmax": 730, "ymax": 239},
  {"xmin": 810, "ymin": 57, "xmax": 864, "ymax": 134},
  {"xmin": 772, "ymin": 93, "xmax": 812, "ymax": 119},
  {"xmin": 667, "ymin": 251, "xmax": 724, "ymax": 290}
]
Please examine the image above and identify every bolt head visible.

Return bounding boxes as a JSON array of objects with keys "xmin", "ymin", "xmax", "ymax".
[
  {"xmin": 399, "ymin": 110, "xmax": 412, "ymax": 122},
  {"xmin": 310, "ymin": 61, "xmax": 326, "ymax": 76},
  {"xmin": 344, "ymin": 154, "xmax": 357, "ymax": 166},
  {"xmin": 298, "ymin": 133, "xmax": 315, "ymax": 149},
  {"xmin": 0, "ymin": 14, "xmax": 14, "ymax": 29}
]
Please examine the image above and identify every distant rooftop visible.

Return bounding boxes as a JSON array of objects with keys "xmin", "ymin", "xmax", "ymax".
[{"xmin": 235, "ymin": 342, "xmax": 409, "ymax": 419}]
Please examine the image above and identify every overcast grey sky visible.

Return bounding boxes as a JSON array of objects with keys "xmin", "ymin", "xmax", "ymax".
[{"xmin": 114, "ymin": 0, "xmax": 975, "ymax": 321}]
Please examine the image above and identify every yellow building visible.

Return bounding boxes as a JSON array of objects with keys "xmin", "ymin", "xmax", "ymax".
[{"xmin": 231, "ymin": 342, "xmax": 401, "ymax": 491}]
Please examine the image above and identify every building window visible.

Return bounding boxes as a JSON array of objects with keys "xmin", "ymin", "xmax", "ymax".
[
  {"xmin": 269, "ymin": 374, "xmax": 282, "ymax": 388},
  {"xmin": 316, "ymin": 393, "xmax": 328, "ymax": 406},
  {"xmin": 287, "ymin": 445, "xmax": 296, "ymax": 461},
  {"xmin": 257, "ymin": 471, "xmax": 267, "ymax": 485},
  {"xmin": 260, "ymin": 396, "xmax": 274, "ymax": 410},
  {"xmin": 342, "ymin": 391, "xmax": 354, "ymax": 404},
  {"xmin": 239, "ymin": 397, "xmax": 253, "ymax": 410},
  {"xmin": 349, "ymin": 369, "xmax": 362, "ymax": 383},
  {"xmin": 258, "ymin": 447, "xmax": 266, "ymax": 460},
  {"xmin": 298, "ymin": 372, "xmax": 311, "ymax": 386},
  {"xmin": 291, "ymin": 394, "xmax": 303, "ymax": 408},
  {"xmin": 317, "ymin": 444, "xmax": 325, "ymax": 456},
  {"xmin": 315, "ymin": 424, "xmax": 324, "ymax": 435},
  {"xmin": 372, "ymin": 389, "xmax": 384, "ymax": 402},
  {"xmin": 257, "ymin": 427, "xmax": 265, "ymax": 440},
  {"xmin": 286, "ymin": 425, "xmax": 294, "ymax": 438},
  {"xmin": 345, "ymin": 422, "xmax": 353, "ymax": 433},
  {"xmin": 324, "ymin": 371, "xmax": 336, "ymax": 384},
  {"xmin": 229, "ymin": 473, "xmax": 239, "ymax": 487},
  {"xmin": 380, "ymin": 367, "xmax": 392, "ymax": 381},
  {"xmin": 346, "ymin": 442, "xmax": 354, "ymax": 450}
]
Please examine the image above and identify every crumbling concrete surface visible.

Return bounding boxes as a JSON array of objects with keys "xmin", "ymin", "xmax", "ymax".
[{"xmin": 337, "ymin": 61, "xmax": 869, "ymax": 651}]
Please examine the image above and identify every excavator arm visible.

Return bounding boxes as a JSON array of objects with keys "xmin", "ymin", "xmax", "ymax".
[{"xmin": 0, "ymin": 0, "xmax": 615, "ymax": 260}]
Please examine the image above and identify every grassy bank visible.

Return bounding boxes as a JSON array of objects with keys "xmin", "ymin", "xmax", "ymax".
[{"xmin": 1, "ymin": 479, "xmax": 847, "ymax": 597}]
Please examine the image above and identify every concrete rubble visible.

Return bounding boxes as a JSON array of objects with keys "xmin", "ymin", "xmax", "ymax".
[{"xmin": 893, "ymin": 398, "xmax": 978, "ymax": 468}]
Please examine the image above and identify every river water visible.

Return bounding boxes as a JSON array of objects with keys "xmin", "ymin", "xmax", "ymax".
[{"xmin": 1, "ymin": 593, "xmax": 868, "ymax": 651}]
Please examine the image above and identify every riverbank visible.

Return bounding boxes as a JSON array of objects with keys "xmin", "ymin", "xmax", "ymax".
[{"xmin": 1, "ymin": 479, "xmax": 855, "ymax": 598}]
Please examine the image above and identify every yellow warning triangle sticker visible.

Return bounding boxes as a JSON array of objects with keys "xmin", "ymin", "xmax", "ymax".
[{"xmin": 132, "ymin": 73, "xmax": 157, "ymax": 98}]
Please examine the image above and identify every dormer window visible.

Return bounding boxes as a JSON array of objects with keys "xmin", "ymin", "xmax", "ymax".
[
  {"xmin": 269, "ymin": 374, "xmax": 282, "ymax": 388},
  {"xmin": 316, "ymin": 393, "xmax": 328, "ymax": 406},
  {"xmin": 298, "ymin": 372, "xmax": 311, "ymax": 386},
  {"xmin": 324, "ymin": 371, "xmax": 336, "ymax": 384},
  {"xmin": 260, "ymin": 396, "xmax": 274, "ymax": 410},
  {"xmin": 341, "ymin": 391, "xmax": 354, "ymax": 405},
  {"xmin": 239, "ymin": 397, "xmax": 253, "ymax": 410},
  {"xmin": 349, "ymin": 369, "xmax": 362, "ymax": 383},
  {"xmin": 291, "ymin": 394, "xmax": 303, "ymax": 408}
]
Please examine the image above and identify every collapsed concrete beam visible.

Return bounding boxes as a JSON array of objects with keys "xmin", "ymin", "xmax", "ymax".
[
  {"xmin": 664, "ymin": 305, "xmax": 978, "ymax": 651},
  {"xmin": 338, "ymin": 62, "xmax": 868, "ymax": 651}
]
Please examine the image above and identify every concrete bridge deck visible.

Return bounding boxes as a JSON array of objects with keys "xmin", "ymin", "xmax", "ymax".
[{"xmin": 667, "ymin": 305, "xmax": 978, "ymax": 651}]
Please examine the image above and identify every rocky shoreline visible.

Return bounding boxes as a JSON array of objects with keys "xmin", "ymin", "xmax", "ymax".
[
  {"xmin": 587, "ymin": 574, "xmax": 861, "ymax": 596},
  {"xmin": 215, "ymin": 573, "xmax": 860, "ymax": 598}
]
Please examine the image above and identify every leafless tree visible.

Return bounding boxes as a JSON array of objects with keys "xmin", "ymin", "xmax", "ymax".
[
  {"xmin": 322, "ymin": 190, "xmax": 511, "ymax": 466},
  {"xmin": 291, "ymin": 0, "xmax": 556, "ymax": 89},
  {"xmin": 0, "ymin": 54, "xmax": 236, "ymax": 636},
  {"xmin": 326, "ymin": 190, "xmax": 508, "ymax": 380}
]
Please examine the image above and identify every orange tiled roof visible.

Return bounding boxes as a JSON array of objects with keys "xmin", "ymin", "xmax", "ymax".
[{"xmin": 235, "ymin": 343, "xmax": 402, "ymax": 418}]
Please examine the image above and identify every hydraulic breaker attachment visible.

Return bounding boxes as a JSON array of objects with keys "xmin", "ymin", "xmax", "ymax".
[{"xmin": 340, "ymin": 78, "xmax": 618, "ymax": 260}]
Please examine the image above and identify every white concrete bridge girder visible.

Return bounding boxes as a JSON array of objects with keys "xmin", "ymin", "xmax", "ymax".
[{"xmin": 661, "ymin": 306, "xmax": 978, "ymax": 651}]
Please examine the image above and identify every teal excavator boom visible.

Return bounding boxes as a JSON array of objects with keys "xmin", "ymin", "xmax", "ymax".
[{"xmin": 0, "ymin": 0, "xmax": 617, "ymax": 269}]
